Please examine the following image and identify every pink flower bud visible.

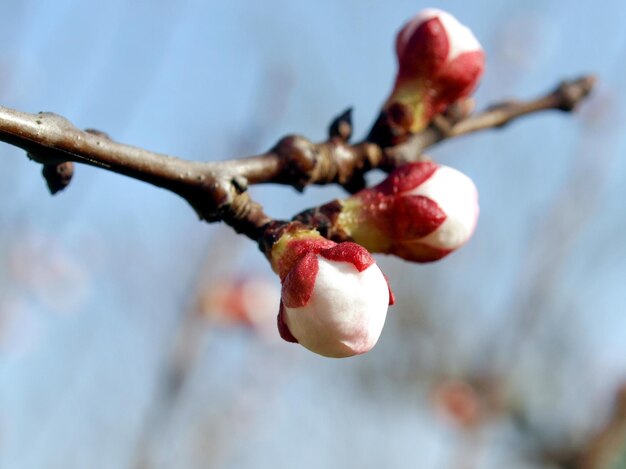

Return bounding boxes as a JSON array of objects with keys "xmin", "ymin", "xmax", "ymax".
[
  {"xmin": 270, "ymin": 230, "xmax": 394, "ymax": 358},
  {"xmin": 387, "ymin": 9, "xmax": 485, "ymax": 131},
  {"xmin": 339, "ymin": 161, "xmax": 479, "ymax": 262}
]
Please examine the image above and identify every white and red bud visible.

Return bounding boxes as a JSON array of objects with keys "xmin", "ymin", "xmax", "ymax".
[
  {"xmin": 270, "ymin": 230, "xmax": 394, "ymax": 358},
  {"xmin": 338, "ymin": 161, "xmax": 479, "ymax": 262},
  {"xmin": 386, "ymin": 9, "xmax": 485, "ymax": 132}
]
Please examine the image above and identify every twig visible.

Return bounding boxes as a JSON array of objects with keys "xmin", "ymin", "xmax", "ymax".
[
  {"xmin": 0, "ymin": 75, "xmax": 595, "ymax": 242},
  {"xmin": 385, "ymin": 76, "xmax": 596, "ymax": 166}
]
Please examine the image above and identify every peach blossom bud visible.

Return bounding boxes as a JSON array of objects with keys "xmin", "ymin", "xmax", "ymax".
[
  {"xmin": 338, "ymin": 161, "xmax": 479, "ymax": 262},
  {"xmin": 386, "ymin": 9, "xmax": 485, "ymax": 132},
  {"xmin": 270, "ymin": 230, "xmax": 393, "ymax": 358}
]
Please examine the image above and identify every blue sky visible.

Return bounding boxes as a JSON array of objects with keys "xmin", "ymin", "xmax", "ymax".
[{"xmin": 1, "ymin": 1, "xmax": 626, "ymax": 468}]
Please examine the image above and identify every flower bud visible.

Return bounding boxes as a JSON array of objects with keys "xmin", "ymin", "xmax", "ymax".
[
  {"xmin": 338, "ymin": 161, "xmax": 479, "ymax": 262},
  {"xmin": 270, "ymin": 228, "xmax": 393, "ymax": 358},
  {"xmin": 385, "ymin": 9, "xmax": 485, "ymax": 133}
]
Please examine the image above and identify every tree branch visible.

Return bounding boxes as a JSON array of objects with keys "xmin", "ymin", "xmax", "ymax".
[
  {"xmin": 0, "ymin": 75, "xmax": 595, "ymax": 241},
  {"xmin": 385, "ymin": 75, "xmax": 597, "ymax": 166}
]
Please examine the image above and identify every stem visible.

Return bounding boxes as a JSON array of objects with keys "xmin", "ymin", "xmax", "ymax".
[
  {"xmin": 385, "ymin": 76, "xmax": 596, "ymax": 166},
  {"xmin": 0, "ymin": 75, "xmax": 596, "ymax": 241}
]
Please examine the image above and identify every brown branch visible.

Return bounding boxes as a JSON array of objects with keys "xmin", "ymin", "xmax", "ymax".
[
  {"xmin": 0, "ymin": 75, "xmax": 595, "ymax": 242},
  {"xmin": 385, "ymin": 75, "xmax": 597, "ymax": 166}
]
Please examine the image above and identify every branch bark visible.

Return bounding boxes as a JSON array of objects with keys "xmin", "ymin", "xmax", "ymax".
[
  {"xmin": 0, "ymin": 75, "xmax": 595, "ymax": 241},
  {"xmin": 384, "ymin": 75, "xmax": 597, "ymax": 166}
]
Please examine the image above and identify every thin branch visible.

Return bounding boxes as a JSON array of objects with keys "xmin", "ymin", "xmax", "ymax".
[
  {"xmin": 0, "ymin": 75, "xmax": 595, "ymax": 241},
  {"xmin": 385, "ymin": 75, "xmax": 597, "ymax": 166},
  {"xmin": 540, "ymin": 384, "xmax": 626, "ymax": 469}
]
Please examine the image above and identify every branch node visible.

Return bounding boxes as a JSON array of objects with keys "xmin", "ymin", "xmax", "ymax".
[
  {"xmin": 272, "ymin": 135, "xmax": 318, "ymax": 189},
  {"xmin": 328, "ymin": 108, "xmax": 353, "ymax": 141},
  {"xmin": 231, "ymin": 175, "xmax": 248, "ymax": 193},
  {"xmin": 85, "ymin": 128, "xmax": 112, "ymax": 140},
  {"xmin": 220, "ymin": 192, "xmax": 270, "ymax": 240}
]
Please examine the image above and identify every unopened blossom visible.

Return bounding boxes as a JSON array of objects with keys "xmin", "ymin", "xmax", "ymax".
[
  {"xmin": 270, "ymin": 228, "xmax": 393, "ymax": 358},
  {"xmin": 337, "ymin": 161, "xmax": 479, "ymax": 262},
  {"xmin": 385, "ymin": 8, "xmax": 485, "ymax": 133}
]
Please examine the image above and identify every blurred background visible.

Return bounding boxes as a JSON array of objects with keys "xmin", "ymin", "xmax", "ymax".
[{"xmin": 1, "ymin": 1, "xmax": 626, "ymax": 468}]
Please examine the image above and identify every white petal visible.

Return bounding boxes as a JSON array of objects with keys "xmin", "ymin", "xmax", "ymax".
[
  {"xmin": 407, "ymin": 9, "xmax": 482, "ymax": 62},
  {"xmin": 436, "ymin": 10, "xmax": 482, "ymax": 60},
  {"xmin": 284, "ymin": 258, "xmax": 389, "ymax": 358},
  {"xmin": 409, "ymin": 166, "xmax": 479, "ymax": 250}
]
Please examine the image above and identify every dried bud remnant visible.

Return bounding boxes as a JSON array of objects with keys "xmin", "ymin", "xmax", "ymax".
[{"xmin": 42, "ymin": 162, "xmax": 74, "ymax": 195}]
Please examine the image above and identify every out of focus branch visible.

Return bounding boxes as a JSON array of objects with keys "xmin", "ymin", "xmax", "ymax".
[
  {"xmin": 576, "ymin": 384, "xmax": 626, "ymax": 469},
  {"xmin": 0, "ymin": 75, "xmax": 595, "ymax": 241},
  {"xmin": 540, "ymin": 384, "xmax": 626, "ymax": 469}
]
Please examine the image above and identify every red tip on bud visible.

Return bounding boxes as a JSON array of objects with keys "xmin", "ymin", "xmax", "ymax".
[{"xmin": 387, "ymin": 9, "xmax": 485, "ymax": 132}]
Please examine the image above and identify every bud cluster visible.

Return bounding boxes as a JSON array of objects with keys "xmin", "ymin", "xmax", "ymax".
[{"xmin": 266, "ymin": 9, "xmax": 484, "ymax": 358}]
